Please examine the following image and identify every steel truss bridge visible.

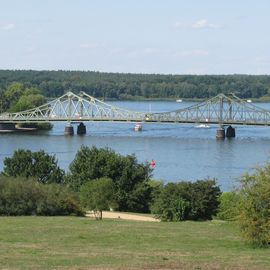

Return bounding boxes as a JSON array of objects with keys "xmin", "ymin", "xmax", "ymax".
[{"xmin": 1, "ymin": 91, "xmax": 270, "ymax": 126}]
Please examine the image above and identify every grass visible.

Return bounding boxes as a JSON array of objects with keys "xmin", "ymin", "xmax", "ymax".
[{"xmin": 0, "ymin": 217, "xmax": 269, "ymax": 270}]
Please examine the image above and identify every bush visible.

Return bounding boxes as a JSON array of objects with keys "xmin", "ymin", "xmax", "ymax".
[
  {"xmin": 237, "ymin": 167, "xmax": 270, "ymax": 247},
  {"xmin": 0, "ymin": 177, "xmax": 83, "ymax": 216},
  {"xmin": 217, "ymin": 192, "xmax": 241, "ymax": 221},
  {"xmin": 151, "ymin": 179, "xmax": 221, "ymax": 221}
]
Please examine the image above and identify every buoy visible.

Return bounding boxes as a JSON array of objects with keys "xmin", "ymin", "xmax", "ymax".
[{"xmin": 150, "ymin": 159, "xmax": 155, "ymax": 168}]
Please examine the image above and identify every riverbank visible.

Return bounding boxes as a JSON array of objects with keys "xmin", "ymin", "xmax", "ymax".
[
  {"xmin": 0, "ymin": 122, "xmax": 53, "ymax": 133},
  {"xmin": 0, "ymin": 216, "xmax": 269, "ymax": 270},
  {"xmin": 104, "ymin": 96, "xmax": 206, "ymax": 102}
]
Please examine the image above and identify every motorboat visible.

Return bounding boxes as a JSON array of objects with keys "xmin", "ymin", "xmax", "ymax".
[
  {"xmin": 176, "ymin": 99, "xmax": 182, "ymax": 102},
  {"xmin": 246, "ymin": 99, "xmax": 252, "ymax": 103},
  {"xmin": 194, "ymin": 124, "xmax": 210, "ymax": 128},
  {"xmin": 134, "ymin": 123, "xmax": 142, "ymax": 131}
]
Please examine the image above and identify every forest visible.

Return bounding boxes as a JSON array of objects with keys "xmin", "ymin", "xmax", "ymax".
[{"xmin": 0, "ymin": 70, "xmax": 270, "ymax": 100}]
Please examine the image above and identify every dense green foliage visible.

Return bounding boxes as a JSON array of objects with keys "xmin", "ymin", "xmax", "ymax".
[
  {"xmin": 0, "ymin": 82, "xmax": 46, "ymax": 113},
  {"xmin": 66, "ymin": 146, "xmax": 152, "ymax": 212},
  {"xmin": 0, "ymin": 81, "xmax": 52, "ymax": 130},
  {"xmin": 237, "ymin": 167, "xmax": 270, "ymax": 247},
  {"xmin": 0, "ymin": 70, "xmax": 270, "ymax": 100},
  {"xmin": 1, "ymin": 147, "xmax": 221, "ymax": 220},
  {"xmin": 80, "ymin": 177, "xmax": 116, "ymax": 219},
  {"xmin": 0, "ymin": 177, "xmax": 83, "ymax": 216},
  {"xmin": 3, "ymin": 149, "xmax": 65, "ymax": 184},
  {"xmin": 217, "ymin": 191, "xmax": 241, "ymax": 221},
  {"xmin": 151, "ymin": 179, "xmax": 221, "ymax": 221}
]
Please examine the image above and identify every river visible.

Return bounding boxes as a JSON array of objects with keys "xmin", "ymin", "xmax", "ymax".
[{"xmin": 1, "ymin": 100, "xmax": 270, "ymax": 191}]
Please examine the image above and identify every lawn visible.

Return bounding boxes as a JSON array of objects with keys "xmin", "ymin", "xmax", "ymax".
[{"xmin": 0, "ymin": 216, "xmax": 269, "ymax": 270}]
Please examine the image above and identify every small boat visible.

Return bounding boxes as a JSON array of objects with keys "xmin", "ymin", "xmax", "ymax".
[
  {"xmin": 134, "ymin": 123, "xmax": 142, "ymax": 131},
  {"xmin": 247, "ymin": 99, "xmax": 252, "ymax": 103},
  {"xmin": 176, "ymin": 99, "xmax": 182, "ymax": 102},
  {"xmin": 194, "ymin": 124, "xmax": 210, "ymax": 128}
]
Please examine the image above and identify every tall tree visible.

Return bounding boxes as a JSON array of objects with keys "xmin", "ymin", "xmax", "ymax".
[{"xmin": 66, "ymin": 146, "xmax": 152, "ymax": 212}]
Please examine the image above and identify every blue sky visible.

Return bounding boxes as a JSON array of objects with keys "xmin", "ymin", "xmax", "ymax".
[{"xmin": 0, "ymin": 0, "xmax": 269, "ymax": 74}]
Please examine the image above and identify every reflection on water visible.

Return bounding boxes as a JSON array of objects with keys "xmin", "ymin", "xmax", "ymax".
[{"xmin": 1, "ymin": 100, "xmax": 270, "ymax": 191}]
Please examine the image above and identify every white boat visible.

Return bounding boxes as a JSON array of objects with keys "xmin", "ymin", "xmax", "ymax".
[
  {"xmin": 247, "ymin": 99, "xmax": 252, "ymax": 103},
  {"xmin": 134, "ymin": 123, "xmax": 142, "ymax": 131},
  {"xmin": 194, "ymin": 124, "xmax": 210, "ymax": 128},
  {"xmin": 176, "ymin": 99, "xmax": 182, "ymax": 102}
]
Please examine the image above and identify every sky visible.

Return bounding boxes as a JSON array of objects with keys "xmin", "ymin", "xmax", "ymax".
[{"xmin": 0, "ymin": 0, "xmax": 270, "ymax": 74}]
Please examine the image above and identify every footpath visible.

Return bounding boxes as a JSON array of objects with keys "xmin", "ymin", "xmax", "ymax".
[{"xmin": 86, "ymin": 211, "xmax": 160, "ymax": 222}]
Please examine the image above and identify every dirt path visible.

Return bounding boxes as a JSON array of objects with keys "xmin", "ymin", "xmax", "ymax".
[{"xmin": 86, "ymin": 211, "xmax": 160, "ymax": 222}]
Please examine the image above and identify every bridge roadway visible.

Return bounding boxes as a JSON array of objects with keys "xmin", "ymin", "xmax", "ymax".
[
  {"xmin": 1, "ymin": 91, "xmax": 270, "ymax": 138},
  {"xmin": 2, "ymin": 118, "xmax": 270, "ymax": 126}
]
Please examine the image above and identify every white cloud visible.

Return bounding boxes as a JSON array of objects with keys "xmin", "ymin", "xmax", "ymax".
[
  {"xmin": 1, "ymin": 23, "xmax": 15, "ymax": 31},
  {"xmin": 192, "ymin": 19, "xmax": 219, "ymax": 29},
  {"xmin": 174, "ymin": 19, "xmax": 220, "ymax": 30}
]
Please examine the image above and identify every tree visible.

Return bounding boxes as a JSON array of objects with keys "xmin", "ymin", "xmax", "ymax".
[
  {"xmin": 4, "ymin": 82, "xmax": 24, "ymax": 109},
  {"xmin": 3, "ymin": 149, "xmax": 65, "ymax": 184},
  {"xmin": 0, "ymin": 91, "xmax": 9, "ymax": 113},
  {"xmin": 237, "ymin": 166, "xmax": 270, "ymax": 247},
  {"xmin": 11, "ymin": 93, "xmax": 45, "ymax": 112},
  {"xmin": 1, "ymin": 82, "xmax": 46, "ymax": 113},
  {"xmin": 66, "ymin": 146, "xmax": 152, "ymax": 212},
  {"xmin": 80, "ymin": 177, "xmax": 116, "ymax": 219}
]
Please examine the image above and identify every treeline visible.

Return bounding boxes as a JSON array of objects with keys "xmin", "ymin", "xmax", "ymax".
[{"xmin": 0, "ymin": 70, "xmax": 270, "ymax": 99}]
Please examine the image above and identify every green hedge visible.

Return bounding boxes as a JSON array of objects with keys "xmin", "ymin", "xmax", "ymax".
[
  {"xmin": 151, "ymin": 179, "xmax": 221, "ymax": 221},
  {"xmin": 0, "ymin": 177, "xmax": 84, "ymax": 216}
]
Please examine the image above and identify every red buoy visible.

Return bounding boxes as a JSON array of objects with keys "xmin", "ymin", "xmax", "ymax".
[{"xmin": 150, "ymin": 159, "xmax": 155, "ymax": 168}]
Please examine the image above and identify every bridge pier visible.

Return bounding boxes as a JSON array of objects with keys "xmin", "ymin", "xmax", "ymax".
[
  {"xmin": 64, "ymin": 123, "xmax": 74, "ymax": 135},
  {"xmin": 216, "ymin": 126, "xmax": 225, "ymax": 139},
  {"xmin": 77, "ymin": 122, "xmax": 86, "ymax": 135},
  {"xmin": 226, "ymin": 125, "xmax": 236, "ymax": 138}
]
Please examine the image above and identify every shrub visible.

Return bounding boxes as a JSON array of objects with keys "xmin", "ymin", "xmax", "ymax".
[
  {"xmin": 237, "ymin": 167, "xmax": 270, "ymax": 247},
  {"xmin": 151, "ymin": 179, "xmax": 221, "ymax": 221},
  {"xmin": 0, "ymin": 177, "xmax": 83, "ymax": 216},
  {"xmin": 217, "ymin": 191, "xmax": 241, "ymax": 221}
]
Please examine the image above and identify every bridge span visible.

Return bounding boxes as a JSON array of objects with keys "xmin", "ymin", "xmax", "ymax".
[{"xmin": 1, "ymin": 91, "xmax": 270, "ymax": 138}]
